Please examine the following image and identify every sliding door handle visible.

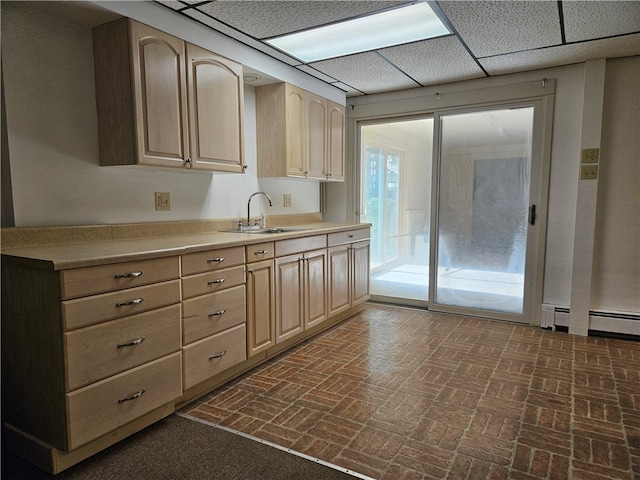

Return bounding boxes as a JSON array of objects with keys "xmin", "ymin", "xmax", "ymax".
[{"xmin": 528, "ymin": 204, "xmax": 537, "ymax": 225}]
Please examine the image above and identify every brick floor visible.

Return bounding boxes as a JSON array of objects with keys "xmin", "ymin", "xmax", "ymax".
[{"xmin": 183, "ymin": 303, "xmax": 640, "ymax": 479}]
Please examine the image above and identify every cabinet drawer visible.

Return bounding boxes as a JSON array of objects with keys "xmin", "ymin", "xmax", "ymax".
[
  {"xmin": 181, "ymin": 247, "xmax": 245, "ymax": 276},
  {"xmin": 275, "ymin": 234, "xmax": 326, "ymax": 257},
  {"xmin": 182, "ymin": 265, "xmax": 245, "ymax": 300},
  {"xmin": 64, "ymin": 304, "xmax": 181, "ymax": 391},
  {"xmin": 183, "ymin": 285, "xmax": 246, "ymax": 345},
  {"xmin": 183, "ymin": 324, "xmax": 246, "ymax": 389},
  {"xmin": 60, "ymin": 257, "xmax": 180, "ymax": 300},
  {"xmin": 66, "ymin": 352, "xmax": 182, "ymax": 450},
  {"xmin": 246, "ymin": 242, "xmax": 274, "ymax": 261},
  {"xmin": 328, "ymin": 228, "xmax": 370, "ymax": 247},
  {"xmin": 62, "ymin": 280, "xmax": 181, "ymax": 330}
]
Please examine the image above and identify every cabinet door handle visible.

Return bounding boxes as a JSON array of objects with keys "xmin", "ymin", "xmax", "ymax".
[
  {"xmin": 117, "ymin": 337, "xmax": 145, "ymax": 348},
  {"xmin": 116, "ymin": 298, "xmax": 144, "ymax": 307},
  {"xmin": 208, "ymin": 309, "xmax": 226, "ymax": 318},
  {"xmin": 207, "ymin": 257, "xmax": 225, "ymax": 263},
  {"xmin": 118, "ymin": 390, "xmax": 145, "ymax": 403},
  {"xmin": 114, "ymin": 271, "xmax": 143, "ymax": 279},
  {"xmin": 348, "ymin": 234, "xmax": 355, "ymax": 239},
  {"xmin": 207, "ymin": 278, "xmax": 225, "ymax": 285},
  {"xmin": 254, "ymin": 250, "xmax": 268, "ymax": 255},
  {"xmin": 209, "ymin": 351, "xmax": 227, "ymax": 360}
]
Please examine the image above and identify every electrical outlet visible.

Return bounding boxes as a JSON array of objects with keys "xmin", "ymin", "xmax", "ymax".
[
  {"xmin": 580, "ymin": 165, "xmax": 598, "ymax": 180},
  {"xmin": 581, "ymin": 148, "xmax": 599, "ymax": 164},
  {"xmin": 283, "ymin": 194, "xmax": 292, "ymax": 207},
  {"xmin": 155, "ymin": 192, "xmax": 171, "ymax": 211}
]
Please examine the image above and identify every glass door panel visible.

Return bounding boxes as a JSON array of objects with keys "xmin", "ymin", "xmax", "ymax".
[
  {"xmin": 360, "ymin": 118, "xmax": 433, "ymax": 302},
  {"xmin": 434, "ymin": 107, "xmax": 534, "ymax": 315}
]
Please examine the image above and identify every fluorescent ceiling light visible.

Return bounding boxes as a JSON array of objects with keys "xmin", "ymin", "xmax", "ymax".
[{"xmin": 266, "ymin": 2, "xmax": 451, "ymax": 63}]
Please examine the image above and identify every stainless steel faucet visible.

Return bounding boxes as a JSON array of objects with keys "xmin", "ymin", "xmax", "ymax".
[{"xmin": 247, "ymin": 191, "xmax": 273, "ymax": 227}]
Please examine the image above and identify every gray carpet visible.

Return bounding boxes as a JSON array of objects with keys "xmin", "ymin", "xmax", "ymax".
[{"xmin": 3, "ymin": 414, "xmax": 361, "ymax": 479}]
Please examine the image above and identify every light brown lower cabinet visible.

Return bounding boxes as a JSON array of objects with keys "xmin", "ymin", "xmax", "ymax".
[
  {"xmin": 328, "ymin": 233, "xmax": 371, "ymax": 317},
  {"xmin": 1, "ymin": 255, "xmax": 183, "ymax": 467},
  {"xmin": 1, "ymin": 226, "xmax": 369, "ymax": 474},
  {"xmin": 275, "ymin": 248, "xmax": 328, "ymax": 343},
  {"xmin": 247, "ymin": 258, "xmax": 276, "ymax": 357}
]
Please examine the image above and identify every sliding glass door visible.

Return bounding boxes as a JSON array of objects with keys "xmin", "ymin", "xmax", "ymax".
[
  {"xmin": 433, "ymin": 107, "xmax": 535, "ymax": 317},
  {"xmin": 358, "ymin": 103, "xmax": 543, "ymax": 322}
]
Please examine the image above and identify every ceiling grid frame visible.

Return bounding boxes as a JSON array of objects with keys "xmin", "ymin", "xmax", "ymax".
[{"xmin": 154, "ymin": 0, "xmax": 640, "ymax": 96}]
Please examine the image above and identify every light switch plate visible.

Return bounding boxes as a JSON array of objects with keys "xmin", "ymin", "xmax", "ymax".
[{"xmin": 581, "ymin": 148, "xmax": 599, "ymax": 163}]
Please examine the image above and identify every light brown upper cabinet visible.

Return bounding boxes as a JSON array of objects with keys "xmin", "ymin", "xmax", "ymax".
[
  {"xmin": 93, "ymin": 19, "xmax": 245, "ymax": 173},
  {"xmin": 256, "ymin": 83, "xmax": 345, "ymax": 181}
]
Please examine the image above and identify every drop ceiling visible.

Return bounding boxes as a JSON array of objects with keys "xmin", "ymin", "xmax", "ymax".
[{"xmin": 155, "ymin": 0, "xmax": 640, "ymax": 97}]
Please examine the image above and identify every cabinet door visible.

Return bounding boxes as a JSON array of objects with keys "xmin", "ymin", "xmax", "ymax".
[
  {"xmin": 328, "ymin": 245, "xmax": 351, "ymax": 317},
  {"xmin": 130, "ymin": 21, "xmax": 189, "ymax": 168},
  {"xmin": 304, "ymin": 249, "xmax": 328, "ymax": 330},
  {"xmin": 285, "ymin": 84, "xmax": 307, "ymax": 177},
  {"xmin": 275, "ymin": 254, "xmax": 304, "ymax": 343},
  {"xmin": 187, "ymin": 44, "xmax": 245, "ymax": 172},
  {"xmin": 247, "ymin": 260, "xmax": 276, "ymax": 357},
  {"xmin": 306, "ymin": 93, "xmax": 327, "ymax": 179},
  {"xmin": 352, "ymin": 241, "xmax": 370, "ymax": 305},
  {"xmin": 327, "ymin": 101, "xmax": 345, "ymax": 181}
]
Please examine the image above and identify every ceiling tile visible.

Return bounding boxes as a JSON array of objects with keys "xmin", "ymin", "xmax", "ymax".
[
  {"xmin": 310, "ymin": 51, "xmax": 419, "ymax": 95},
  {"xmin": 439, "ymin": 1, "xmax": 562, "ymax": 58},
  {"xmin": 562, "ymin": 1, "xmax": 640, "ymax": 43},
  {"xmin": 378, "ymin": 36, "xmax": 486, "ymax": 86},
  {"xmin": 182, "ymin": 9, "xmax": 301, "ymax": 66},
  {"xmin": 194, "ymin": 1, "xmax": 407, "ymax": 39},
  {"xmin": 480, "ymin": 34, "xmax": 640, "ymax": 76}
]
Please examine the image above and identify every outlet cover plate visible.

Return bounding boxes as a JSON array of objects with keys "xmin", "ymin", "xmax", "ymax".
[
  {"xmin": 581, "ymin": 148, "xmax": 599, "ymax": 163},
  {"xmin": 580, "ymin": 165, "xmax": 598, "ymax": 180},
  {"xmin": 155, "ymin": 192, "xmax": 171, "ymax": 211}
]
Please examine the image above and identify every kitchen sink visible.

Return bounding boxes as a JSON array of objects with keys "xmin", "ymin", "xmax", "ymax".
[{"xmin": 219, "ymin": 227, "xmax": 306, "ymax": 234}]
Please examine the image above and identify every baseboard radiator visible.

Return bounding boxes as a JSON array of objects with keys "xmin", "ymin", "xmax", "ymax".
[{"xmin": 541, "ymin": 304, "xmax": 640, "ymax": 336}]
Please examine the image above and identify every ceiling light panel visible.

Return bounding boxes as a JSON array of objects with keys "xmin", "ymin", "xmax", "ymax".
[
  {"xmin": 439, "ymin": 1, "xmax": 561, "ymax": 58},
  {"xmin": 195, "ymin": 1, "xmax": 406, "ymax": 39},
  {"xmin": 378, "ymin": 36, "xmax": 486, "ymax": 86},
  {"xmin": 266, "ymin": 2, "xmax": 451, "ymax": 63},
  {"xmin": 562, "ymin": 1, "xmax": 640, "ymax": 43}
]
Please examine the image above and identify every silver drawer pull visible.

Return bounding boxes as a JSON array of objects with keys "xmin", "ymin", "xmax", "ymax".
[
  {"xmin": 118, "ymin": 390, "xmax": 145, "ymax": 403},
  {"xmin": 254, "ymin": 250, "xmax": 268, "ymax": 255},
  {"xmin": 117, "ymin": 337, "xmax": 145, "ymax": 348},
  {"xmin": 208, "ymin": 309, "xmax": 227, "ymax": 317},
  {"xmin": 347, "ymin": 234, "xmax": 355, "ymax": 238},
  {"xmin": 207, "ymin": 257, "xmax": 225, "ymax": 263},
  {"xmin": 116, "ymin": 298, "xmax": 144, "ymax": 307},
  {"xmin": 114, "ymin": 271, "xmax": 143, "ymax": 279},
  {"xmin": 209, "ymin": 351, "xmax": 227, "ymax": 360},
  {"xmin": 208, "ymin": 278, "xmax": 225, "ymax": 285}
]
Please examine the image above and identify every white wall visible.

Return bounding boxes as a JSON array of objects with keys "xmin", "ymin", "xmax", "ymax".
[
  {"xmin": 2, "ymin": 2, "xmax": 322, "ymax": 227},
  {"xmin": 592, "ymin": 57, "xmax": 640, "ymax": 313}
]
